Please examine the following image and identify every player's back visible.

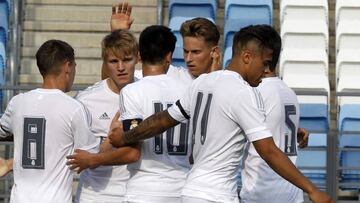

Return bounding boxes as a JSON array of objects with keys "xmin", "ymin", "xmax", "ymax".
[
  {"xmin": 182, "ymin": 70, "xmax": 269, "ymax": 202},
  {"xmin": 2, "ymin": 89, "xmax": 98, "ymax": 203},
  {"xmin": 240, "ymin": 77, "xmax": 302, "ymax": 203},
  {"xmin": 120, "ymin": 74, "xmax": 191, "ymax": 199}
]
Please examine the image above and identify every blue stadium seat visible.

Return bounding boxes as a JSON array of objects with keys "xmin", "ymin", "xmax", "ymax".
[
  {"xmin": 299, "ymin": 103, "xmax": 329, "ymax": 132},
  {"xmin": 296, "ymin": 149, "xmax": 327, "ymax": 188},
  {"xmin": 339, "ymin": 104, "xmax": 360, "ymax": 133},
  {"xmin": 0, "ymin": 2, "xmax": 8, "ymax": 44},
  {"xmin": 338, "ymin": 104, "xmax": 360, "ymax": 190},
  {"xmin": 0, "ymin": 42, "xmax": 5, "ymax": 69},
  {"xmin": 339, "ymin": 148, "xmax": 360, "ymax": 189},
  {"xmin": 308, "ymin": 133, "xmax": 327, "ymax": 147},
  {"xmin": 225, "ymin": 0, "xmax": 273, "ymax": 25},
  {"xmin": 172, "ymin": 47, "xmax": 186, "ymax": 68},
  {"xmin": 223, "ymin": 19, "xmax": 269, "ymax": 50},
  {"xmin": 222, "ymin": 47, "xmax": 232, "ymax": 69},
  {"xmin": 169, "ymin": 0, "xmax": 217, "ymax": 20}
]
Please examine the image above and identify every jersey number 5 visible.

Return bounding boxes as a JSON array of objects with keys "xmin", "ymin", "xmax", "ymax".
[
  {"xmin": 22, "ymin": 117, "xmax": 46, "ymax": 169},
  {"xmin": 153, "ymin": 103, "xmax": 189, "ymax": 155},
  {"xmin": 284, "ymin": 105, "xmax": 297, "ymax": 156}
]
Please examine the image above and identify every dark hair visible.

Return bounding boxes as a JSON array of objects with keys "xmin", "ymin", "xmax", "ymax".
[
  {"xmin": 232, "ymin": 25, "xmax": 282, "ymax": 71},
  {"xmin": 102, "ymin": 29, "xmax": 138, "ymax": 60},
  {"xmin": 139, "ymin": 25, "xmax": 176, "ymax": 64},
  {"xmin": 36, "ymin": 39, "xmax": 74, "ymax": 76},
  {"xmin": 180, "ymin": 17, "xmax": 220, "ymax": 47}
]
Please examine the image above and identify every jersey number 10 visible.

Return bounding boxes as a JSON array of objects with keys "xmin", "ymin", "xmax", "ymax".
[{"xmin": 153, "ymin": 102, "xmax": 189, "ymax": 156}]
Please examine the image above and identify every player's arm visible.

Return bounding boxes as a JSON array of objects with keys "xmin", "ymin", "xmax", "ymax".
[
  {"xmin": 66, "ymin": 138, "xmax": 140, "ymax": 173},
  {"xmin": 109, "ymin": 110, "xmax": 180, "ymax": 147},
  {"xmin": 253, "ymin": 137, "xmax": 332, "ymax": 203},
  {"xmin": 111, "ymin": 1, "xmax": 133, "ymax": 31}
]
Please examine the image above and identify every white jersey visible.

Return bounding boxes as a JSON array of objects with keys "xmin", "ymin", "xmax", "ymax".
[
  {"xmin": 119, "ymin": 74, "xmax": 191, "ymax": 201},
  {"xmin": 0, "ymin": 89, "xmax": 98, "ymax": 203},
  {"xmin": 167, "ymin": 64, "xmax": 194, "ymax": 84},
  {"xmin": 75, "ymin": 79, "xmax": 130, "ymax": 202},
  {"xmin": 240, "ymin": 77, "xmax": 303, "ymax": 203},
  {"xmin": 168, "ymin": 70, "xmax": 272, "ymax": 202}
]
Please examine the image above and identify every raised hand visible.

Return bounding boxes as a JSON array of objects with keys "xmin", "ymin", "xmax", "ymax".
[{"xmin": 111, "ymin": 1, "xmax": 134, "ymax": 31}]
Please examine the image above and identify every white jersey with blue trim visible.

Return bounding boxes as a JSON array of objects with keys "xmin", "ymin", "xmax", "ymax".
[
  {"xmin": 240, "ymin": 77, "xmax": 303, "ymax": 203},
  {"xmin": 167, "ymin": 70, "xmax": 272, "ymax": 202},
  {"xmin": 75, "ymin": 79, "xmax": 130, "ymax": 202},
  {"xmin": 119, "ymin": 74, "xmax": 190, "ymax": 201},
  {"xmin": 0, "ymin": 89, "xmax": 98, "ymax": 203}
]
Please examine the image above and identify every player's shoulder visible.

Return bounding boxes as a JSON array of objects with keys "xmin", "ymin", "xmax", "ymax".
[{"xmin": 75, "ymin": 80, "xmax": 105, "ymax": 100}]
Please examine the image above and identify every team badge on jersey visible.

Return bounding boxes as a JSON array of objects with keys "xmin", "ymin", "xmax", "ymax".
[{"xmin": 123, "ymin": 118, "xmax": 143, "ymax": 131}]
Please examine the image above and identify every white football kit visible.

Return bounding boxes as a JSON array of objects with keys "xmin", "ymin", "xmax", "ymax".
[
  {"xmin": 134, "ymin": 65, "xmax": 195, "ymax": 85},
  {"xmin": 119, "ymin": 74, "xmax": 191, "ymax": 203},
  {"xmin": 240, "ymin": 77, "xmax": 303, "ymax": 203},
  {"xmin": 75, "ymin": 79, "xmax": 130, "ymax": 203},
  {"xmin": 0, "ymin": 89, "xmax": 98, "ymax": 203},
  {"xmin": 168, "ymin": 70, "xmax": 272, "ymax": 203}
]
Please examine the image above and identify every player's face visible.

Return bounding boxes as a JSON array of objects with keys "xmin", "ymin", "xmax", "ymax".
[
  {"xmin": 247, "ymin": 48, "xmax": 273, "ymax": 87},
  {"xmin": 183, "ymin": 36, "xmax": 215, "ymax": 78},
  {"xmin": 104, "ymin": 51, "xmax": 137, "ymax": 91}
]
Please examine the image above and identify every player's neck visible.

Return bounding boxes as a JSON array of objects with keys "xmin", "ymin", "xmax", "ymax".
[
  {"xmin": 142, "ymin": 63, "xmax": 168, "ymax": 77},
  {"xmin": 106, "ymin": 78, "xmax": 121, "ymax": 95},
  {"xmin": 42, "ymin": 76, "xmax": 67, "ymax": 92}
]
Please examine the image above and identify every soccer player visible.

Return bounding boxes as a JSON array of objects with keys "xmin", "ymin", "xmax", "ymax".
[
  {"xmin": 240, "ymin": 53, "xmax": 305, "ymax": 202},
  {"xmin": 110, "ymin": 2, "xmax": 221, "ymax": 82},
  {"xmin": 108, "ymin": 25, "xmax": 332, "ymax": 203},
  {"xmin": 0, "ymin": 40, "xmax": 98, "ymax": 202},
  {"xmin": 70, "ymin": 29, "xmax": 140, "ymax": 203},
  {"xmin": 119, "ymin": 25, "xmax": 190, "ymax": 203}
]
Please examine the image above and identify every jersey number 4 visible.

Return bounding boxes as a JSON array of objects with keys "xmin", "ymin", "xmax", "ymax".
[
  {"xmin": 153, "ymin": 102, "xmax": 189, "ymax": 155},
  {"xmin": 192, "ymin": 92, "xmax": 213, "ymax": 145},
  {"xmin": 22, "ymin": 117, "xmax": 46, "ymax": 169}
]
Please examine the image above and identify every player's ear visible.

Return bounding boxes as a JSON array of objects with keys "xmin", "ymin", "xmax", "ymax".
[
  {"xmin": 210, "ymin": 46, "xmax": 220, "ymax": 58},
  {"xmin": 165, "ymin": 52, "xmax": 172, "ymax": 66},
  {"xmin": 241, "ymin": 49, "xmax": 252, "ymax": 64}
]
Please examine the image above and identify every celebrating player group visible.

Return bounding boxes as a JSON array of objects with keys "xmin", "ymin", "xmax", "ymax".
[{"xmin": 0, "ymin": 1, "xmax": 332, "ymax": 203}]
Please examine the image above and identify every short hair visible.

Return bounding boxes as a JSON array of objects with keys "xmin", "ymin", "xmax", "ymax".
[
  {"xmin": 101, "ymin": 29, "xmax": 139, "ymax": 60},
  {"xmin": 180, "ymin": 17, "xmax": 220, "ymax": 47},
  {"xmin": 139, "ymin": 25, "xmax": 176, "ymax": 64},
  {"xmin": 35, "ymin": 39, "xmax": 74, "ymax": 77},
  {"xmin": 232, "ymin": 25, "xmax": 282, "ymax": 71}
]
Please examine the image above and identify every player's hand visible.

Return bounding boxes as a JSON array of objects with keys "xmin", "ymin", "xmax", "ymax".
[
  {"xmin": 308, "ymin": 190, "xmax": 333, "ymax": 203},
  {"xmin": 108, "ymin": 111, "xmax": 126, "ymax": 148},
  {"xmin": 111, "ymin": 1, "xmax": 133, "ymax": 31},
  {"xmin": 210, "ymin": 48, "xmax": 221, "ymax": 72},
  {"xmin": 66, "ymin": 149, "xmax": 97, "ymax": 173},
  {"xmin": 0, "ymin": 158, "xmax": 13, "ymax": 177},
  {"xmin": 297, "ymin": 127, "xmax": 309, "ymax": 148}
]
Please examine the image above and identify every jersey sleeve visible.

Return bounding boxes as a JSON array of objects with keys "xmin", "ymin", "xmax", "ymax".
[
  {"xmin": 0, "ymin": 97, "xmax": 16, "ymax": 138},
  {"xmin": 231, "ymin": 87, "xmax": 272, "ymax": 142},
  {"xmin": 167, "ymin": 86, "xmax": 191, "ymax": 123},
  {"xmin": 119, "ymin": 87, "xmax": 144, "ymax": 131},
  {"xmin": 71, "ymin": 104, "xmax": 99, "ymax": 153}
]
